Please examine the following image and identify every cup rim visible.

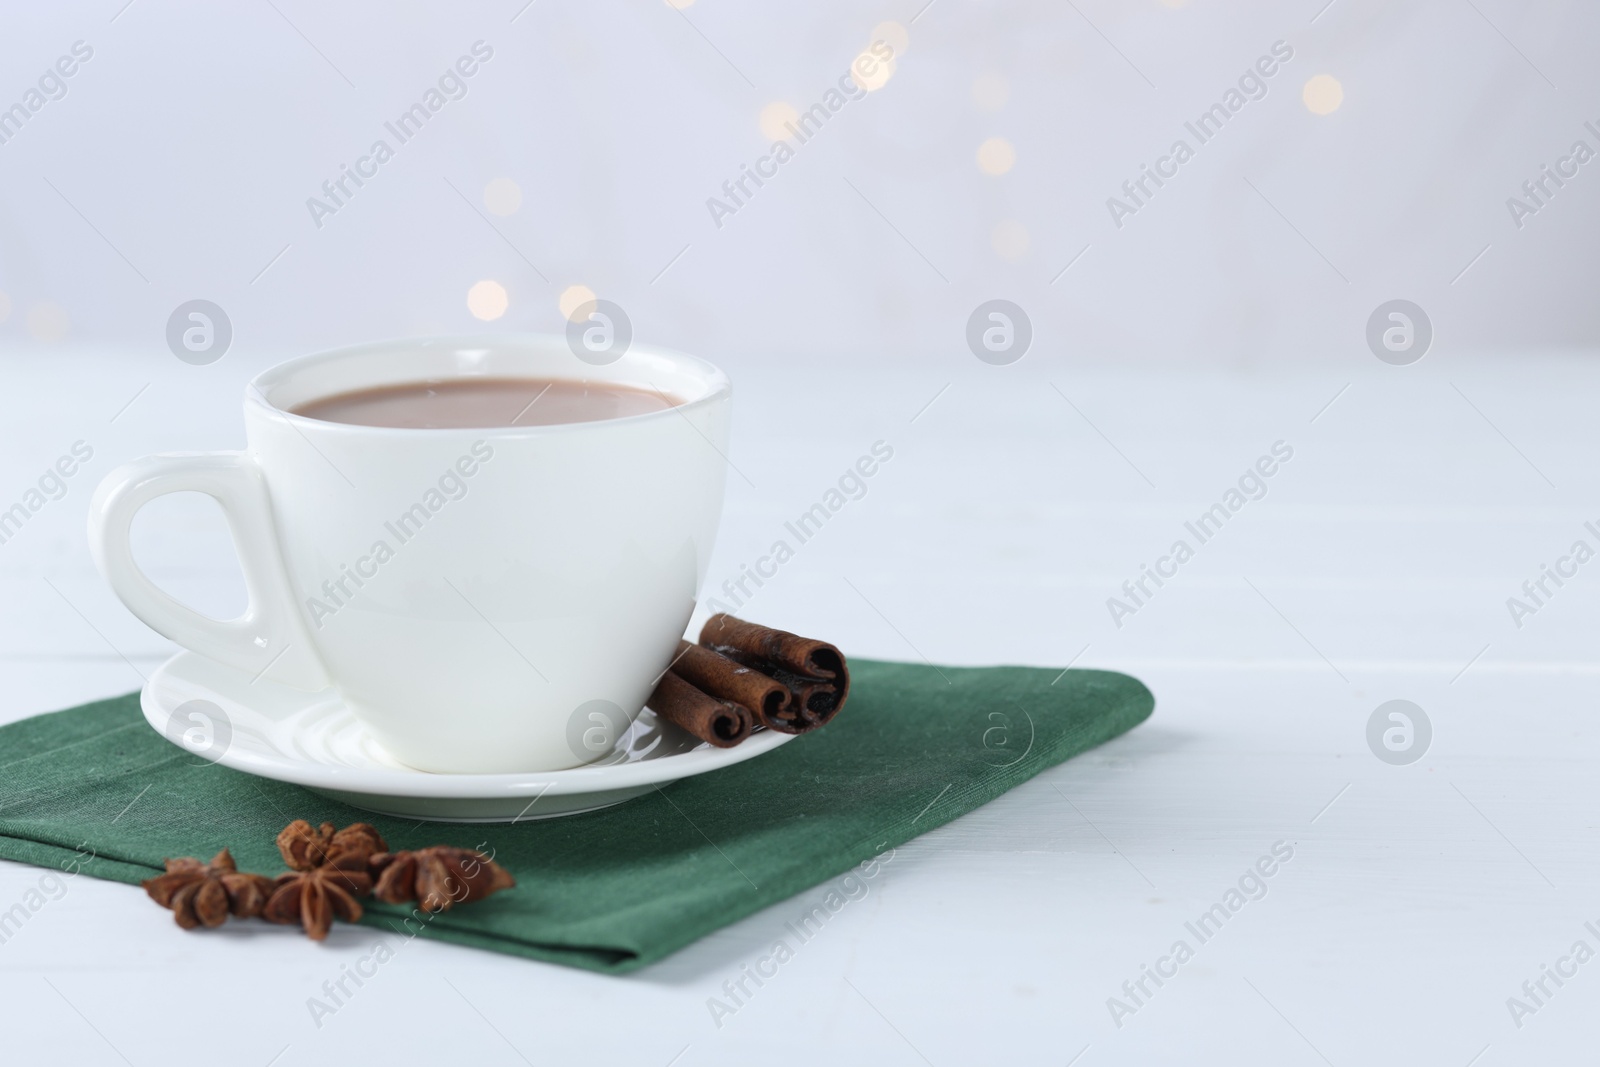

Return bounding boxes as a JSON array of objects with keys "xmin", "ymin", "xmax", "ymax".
[{"xmin": 246, "ymin": 333, "xmax": 731, "ymax": 435}]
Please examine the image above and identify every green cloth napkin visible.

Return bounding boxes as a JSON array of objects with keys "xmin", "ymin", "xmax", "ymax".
[{"xmin": 0, "ymin": 660, "xmax": 1152, "ymax": 973}]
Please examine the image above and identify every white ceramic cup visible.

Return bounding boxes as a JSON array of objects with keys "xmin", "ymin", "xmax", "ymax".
[{"xmin": 89, "ymin": 335, "xmax": 731, "ymax": 773}]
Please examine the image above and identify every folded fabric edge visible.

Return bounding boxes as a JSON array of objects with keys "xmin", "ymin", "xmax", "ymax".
[
  {"xmin": 354, "ymin": 905, "xmax": 640, "ymax": 973},
  {"xmin": 0, "ymin": 834, "xmax": 158, "ymax": 886}
]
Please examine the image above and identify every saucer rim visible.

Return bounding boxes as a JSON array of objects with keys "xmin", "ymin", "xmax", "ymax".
[{"xmin": 141, "ymin": 650, "xmax": 795, "ymax": 799}]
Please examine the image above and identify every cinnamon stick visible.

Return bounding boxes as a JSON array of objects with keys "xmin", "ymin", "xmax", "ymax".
[
  {"xmin": 669, "ymin": 639, "xmax": 802, "ymax": 732},
  {"xmin": 698, "ymin": 614, "xmax": 851, "ymax": 730},
  {"xmin": 646, "ymin": 669, "xmax": 755, "ymax": 748}
]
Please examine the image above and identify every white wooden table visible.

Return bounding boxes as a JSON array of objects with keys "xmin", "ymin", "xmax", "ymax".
[{"xmin": 1, "ymin": 348, "xmax": 1594, "ymax": 1065}]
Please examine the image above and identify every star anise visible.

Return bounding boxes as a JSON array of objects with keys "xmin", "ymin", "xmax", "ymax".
[
  {"xmin": 371, "ymin": 846, "xmax": 515, "ymax": 912},
  {"xmin": 261, "ymin": 852, "xmax": 374, "ymax": 940},
  {"xmin": 142, "ymin": 849, "xmax": 275, "ymax": 930},
  {"xmin": 275, "ymin": 820, "xmax": 387, "ymax": 870}
]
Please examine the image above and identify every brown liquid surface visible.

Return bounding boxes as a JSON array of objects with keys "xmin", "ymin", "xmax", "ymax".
[{"xmin": 291, "ymin": 378, "xmax": 680, "ymax": 429}]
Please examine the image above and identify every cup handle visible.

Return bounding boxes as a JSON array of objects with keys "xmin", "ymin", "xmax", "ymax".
[{"xmin": 88, "ymin": 452, "xmax": 331, "ymax": 689}]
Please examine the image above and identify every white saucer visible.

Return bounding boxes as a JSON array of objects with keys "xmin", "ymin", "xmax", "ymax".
[{"xmin": 141, "ymin": 651, "xmax": 794, "ymax": 822}]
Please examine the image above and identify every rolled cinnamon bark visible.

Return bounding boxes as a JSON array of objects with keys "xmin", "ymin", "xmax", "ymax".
[
  {"xmin": 786, "ymin": 677, "xmax": 846, "ymax": 722},
  {"xmin": 698, "ymin": 614, "xmax": 851, "ymax": 730},
  {"xmin": 646, "ymin": 669, "xmax": 755, "ymax": 748},
  {"xmin": 670, "ymin": 640, "xmax": 798, "ymax": 732}
]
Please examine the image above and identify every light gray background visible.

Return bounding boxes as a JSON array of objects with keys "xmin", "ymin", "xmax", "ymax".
[{"xmin": 1, "ymin": 0, "xmax": 1597, "ymax": 366}]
